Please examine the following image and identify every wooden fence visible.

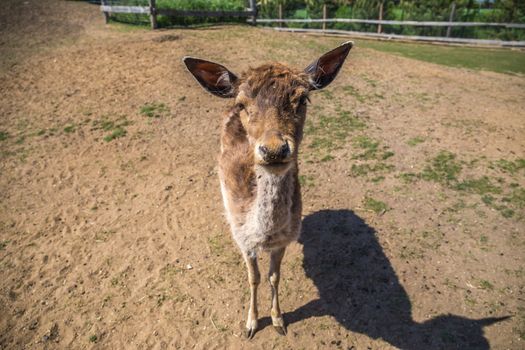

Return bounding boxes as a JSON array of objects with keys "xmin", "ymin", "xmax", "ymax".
[
  {"xmin": 270, "ymin": 27, "xmax": 525, "ymax": 48},
  {"xmin": 100, "ymin": 0, "xmax": 257, "ymax": 29},
  {"xmin": 256, "ymin": 4, "xmax": 525, "ymax": 47},
  {"xmin": 257, "ymin": 17, "xmax": 525, "ymax": 29},
  {"xmin": 99, "ymin": 1, "xmax": 525, "ymax": 47}
]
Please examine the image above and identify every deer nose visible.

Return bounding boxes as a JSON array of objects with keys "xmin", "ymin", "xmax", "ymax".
[{"xmin": 258, "ymin": 141, "xmax": 290, "ymax": 163}]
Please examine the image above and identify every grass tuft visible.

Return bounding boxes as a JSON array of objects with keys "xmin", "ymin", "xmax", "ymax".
[
  {"xmin": 494, "ymin": 158, "xmax": 525, "ymax": 175},
  {"xmin": 140, "ymin": 102, "xmax": 170, "ymax": 118},
  {"xmin": 103, "ymin": 127, "xmax": 127, "ymax": 142},
  {"xmin": 93, "ymin": 117, "xmax": 131, "ymax": 142},
  {"xmin": 421, "ymin": 151, "xmax": 462, "ymax": 185},
  {"xmin": 299, "ymin": 174, "xmax": 315, "ymax": 187},
  {"xmin": 363, "ymin": 196, "xmax": 389, "ymax": 214},
  {"xmin": 63, "ymin": 124, "xmax": 75, "ymax": 133},
  {"xmin": 454, "ymin": 176, "xmax": 502, "ymax": 195},
  {"xmin": 305, "ymin": 110, "xmax": 366, "ymax": 161},
  {"xmin": 407, "ymin": 136, "xmax": 425, "ymax": 146}
]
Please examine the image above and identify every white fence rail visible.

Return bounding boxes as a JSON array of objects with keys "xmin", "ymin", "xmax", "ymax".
[
  {"xmin": 256, "ymin": 18, "xmax": 525, "ymax": 29},
  {"xmin": 271, "ymin": 27, "xmax": 525, "ymax": 47}
]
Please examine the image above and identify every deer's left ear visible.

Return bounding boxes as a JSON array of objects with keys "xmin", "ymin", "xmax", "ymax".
[
  {"xmin": 183, "ymin": 57, "xmax": 238, "ymax": 98},
  {"xmin": 304, "ymin": 41, "xmax": 353, "ymax": 90}
]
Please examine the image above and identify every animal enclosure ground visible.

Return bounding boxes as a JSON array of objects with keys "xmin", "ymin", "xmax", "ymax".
[{"xmin": 1, "ymin": 1, "xmax": 524, "ymax": 349}]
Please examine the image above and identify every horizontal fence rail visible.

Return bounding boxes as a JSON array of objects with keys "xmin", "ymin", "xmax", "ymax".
[
  {"xmin": 100, "ymin": 5, "xmax": 148, "ymax": 14},
  {"xmin": 271, "ymin": 27, "xmax": 525, "ymax": 47},
  {"xmin": 158, "ymin": 9, "xmax": 256, "ymax": 18},
  {"xmin": 256, "ymin": 18, "xmax": 525, "ymax": 29},
  {"xmin": 100, "ymin": 0, "xmax": 258, "ymax": 28},
  {"xmin": 100, "ymin": 5, "xmax": 256, "ymax": 17}
]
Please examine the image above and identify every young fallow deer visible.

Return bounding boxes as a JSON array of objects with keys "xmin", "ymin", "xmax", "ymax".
[{"xmin": 183, "ymin": 42, "xmax": 352, "ymax": 338}]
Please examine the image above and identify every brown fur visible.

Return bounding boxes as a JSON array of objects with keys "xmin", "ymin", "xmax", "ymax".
[
  {"xmin": 216, "ymin": 63, "xmax": 311, "ymax": 336},
  {"xmin": 219, "ymin": 64, "xmax": 309, "ymax": 230},
  {"xmin": 184, "ymin": 41, "xmax": 352, "ymax": 338}
]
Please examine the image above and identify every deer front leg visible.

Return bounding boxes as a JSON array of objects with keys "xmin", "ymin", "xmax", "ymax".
[
  {"xmin": 243, "ymin": 252, "xmax": 260, "ymax": 339},
  {"xmin": 269, "ymin": 246, "xmax": 286, "ymax": 335}
]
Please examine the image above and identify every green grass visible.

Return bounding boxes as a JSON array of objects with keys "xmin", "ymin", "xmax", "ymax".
[
  {"xmin": 347, "ymin": 136, "xmax": 395, "ymax": 178},
  {"xmin": 352, "ymin": 136, "xmax": 394, "ymax": 161},
  {"xmin": 0, "ymin": 131, "xmax": 9, "ymax": 141},
  {"xmin": 504, "ymin": 187, "xmax": 525, "ymax": 208},
  {"xmin": 0, "ymin": 240, "xmax": 9, "ymax": 250},
  {"xmin": 350, "ymin": 162, "xmax": 394, "ymax": 177},
  {"xmin": 298, "ymin": 174, "xmax": 315, "ymax": 187},
  {"xmin": 352, "ymin": 135, "xmax": 380, "ymax": 160},
  {"xmin": 342, "ymin": 85, "xmax": 365, "ymax": 102},
  {"xmin": 398, "ymin": 172, "xmax": 418, "ymax": 183},
  {"xmin": 305, "ymin": 110, "xmax": 366, "ymax": 160},
  {"xmin": 479, "ymin": 279, "xmax": 494, "ymax": 291},
  {"xmin": 320, "ymin": 154, "xmax": 334, "ymax": 162},
  {"xmin": 140, "ymin": 102, "xmax": 170, "ymax": 118},
  {"xmin": 416, "ymin": 151, "xmax": 524, "ymax": 219},
  {"xmin": 93, "ymin": 117, "xmax": 131, "ymax": 142},
  {"xmin": 493, "ymin": 158, "xmax": 525, "ymax": 175},
  {"xmin": 103, "ymin": 127, "xmax": 127, "ymax": 142},
  {"xmin": 421, "ymin": 151, "xmax": 462, "ymax": 185},
  {"xmin": 342, "ymin": 84, "xmax": 383, "ymax": 102},
  {"xmin": 407, "ymin": 136, "xmax": 425, "ymax": 147},
  {"xmin": 208, "ymin": 234, "xmax": 225, "ymax": 256},
  {"xmin": 63, "ymin": 124, "xmax": 75, "ymax": 133},
  {"xmin": 358, "ymin": 39, "xmax": 525, "ymax": 75},
  {"xmin": 363, "ymin": 196, "xmax": 389, "ymax": 214},
  {"xmin": 454, "ymin": 176, "xmax": 502, "ymax": 195}
]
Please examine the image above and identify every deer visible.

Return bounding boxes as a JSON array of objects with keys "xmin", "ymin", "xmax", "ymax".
[{"xmin": 183, "ymin": 41, "xmax": 352, "ymax": 339}]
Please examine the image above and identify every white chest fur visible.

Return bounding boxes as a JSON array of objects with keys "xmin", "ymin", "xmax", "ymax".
[{"xmin": 221, "ymin": 167, "xmax": 295, "ymax": 254}]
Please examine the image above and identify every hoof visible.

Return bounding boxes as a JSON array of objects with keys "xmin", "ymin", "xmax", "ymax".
[
  {"xmin": 245, "ymin": 319, "xmax": 258, "ymax": 339},
  {"xmin": 273, "ymin": 325, "xmax": 287, "ymax": 336},
  {"xmin": 272, "ymin": 317, "xmax": 287, "ymax": 336}
]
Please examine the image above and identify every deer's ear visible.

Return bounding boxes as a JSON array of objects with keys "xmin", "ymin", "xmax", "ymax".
[
  {"xmin": 304, "ymin": 41, "xmax": 353, "ymax": 90},
  {"xmin": 183, "ymin": 57, "xmax": 238, "ymax": 98}
]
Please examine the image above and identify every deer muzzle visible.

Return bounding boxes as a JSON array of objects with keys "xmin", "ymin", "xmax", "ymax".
[{"xmin": 255, "ymin": 130, "xmax": 294, "ymax": 166}]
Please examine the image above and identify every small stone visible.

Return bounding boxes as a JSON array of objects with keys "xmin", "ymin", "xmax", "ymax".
[{"xmin": 186, "ymin": 264, "xmax": 193, "ymax": 270}]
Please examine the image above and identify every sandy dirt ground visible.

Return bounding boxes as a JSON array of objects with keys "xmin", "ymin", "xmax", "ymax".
[{"xmin": 1, "ymin": 1, "xmax": 524, "ymax": 349}]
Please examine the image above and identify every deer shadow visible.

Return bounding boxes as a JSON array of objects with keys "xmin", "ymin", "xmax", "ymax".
[{"xmin": 282, "ymin": 209, "xmax": 508, "ymax": 349}]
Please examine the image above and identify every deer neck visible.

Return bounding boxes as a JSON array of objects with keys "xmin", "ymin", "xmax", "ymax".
[{"xmin": 251, "ymin": 164, "xmax": 295, "ymax": 231}]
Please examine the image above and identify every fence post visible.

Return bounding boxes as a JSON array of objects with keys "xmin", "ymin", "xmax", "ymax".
[
  {"xmin": 149, "ymin": 0, "xmax": 158, "ymax": 30},
  {"xmin": 446, "ymin": 1, "xmax": 456, "ymax": 37},
  {"xmin": 278, "ymin": 3, "xmax": 283, "ymax": 27},
  {"xmin": 322, "ymin": 4, "xmax": 327, "ymax": 32},
  {"xmin": 249, "ymin": 0, "xmax": 257, "ymax": 25},
  {"xmin": 377, "ymin": 1, "xmax": 384, "ymax": 34},
  {"xmin": 100, "ymin": 0, "xmax": 109, "ymax": 24}
]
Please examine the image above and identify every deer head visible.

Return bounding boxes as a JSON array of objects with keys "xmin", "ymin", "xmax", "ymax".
[{"xmin": 183, "ymin": 42, "xmax": 353, "ymax": 175}]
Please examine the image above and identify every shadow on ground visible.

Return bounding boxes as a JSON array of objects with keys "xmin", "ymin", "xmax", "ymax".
[{"xmin": 284, "ymin": 209, "xmax": 508, "ymax": 349}]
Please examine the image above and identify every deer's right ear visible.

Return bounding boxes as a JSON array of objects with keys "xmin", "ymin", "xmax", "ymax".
[{"xmin": 183, "ymin": 57, "xmax": 238, "ymax": 98}]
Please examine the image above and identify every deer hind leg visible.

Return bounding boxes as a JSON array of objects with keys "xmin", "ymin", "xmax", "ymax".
[
  {"xmin": 243, "ymin": 252, "xmax": 260, "ymax": 339},
  {"xmin": 269, "ymin": 246, "xmax": 286, "ymax": 335}
]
